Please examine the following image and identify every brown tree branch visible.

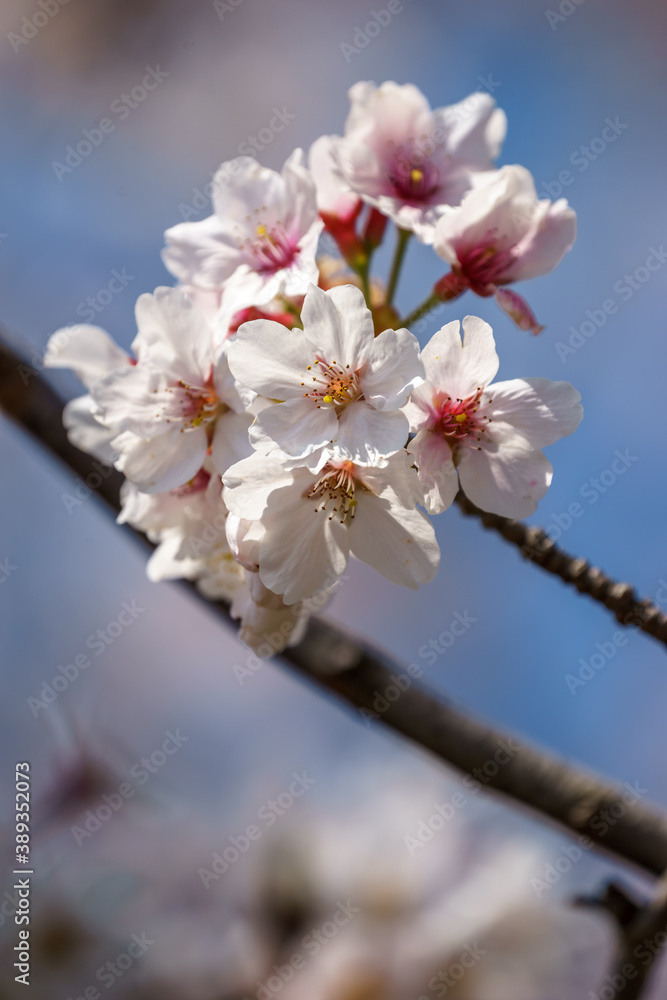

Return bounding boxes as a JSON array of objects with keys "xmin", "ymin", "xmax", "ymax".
[
  {"xmin": 456, "ymin": 493, "xmax": 667, "ymax": 649},
  {"xmin": 3, "ymin": 333, "xmax": 667, "ymax": 877}
]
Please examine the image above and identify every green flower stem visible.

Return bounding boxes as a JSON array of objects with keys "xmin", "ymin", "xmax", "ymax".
[
  {"xmin": 385, "ymin": 227, "xmax": 411, "ymax": 306},
  {"xmin": 400, "ymin": 292, "xmax": 441, "ymax": 329}
]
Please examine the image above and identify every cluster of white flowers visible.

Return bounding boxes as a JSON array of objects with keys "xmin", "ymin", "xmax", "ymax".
[{"xmin": 46, "ymin": 81, "xmax": 583, "ymax": 655}]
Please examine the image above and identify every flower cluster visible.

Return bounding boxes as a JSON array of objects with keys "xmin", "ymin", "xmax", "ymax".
[{"xmin": 46, "ymin": 80, "xmax": 582, "ymax": 654}]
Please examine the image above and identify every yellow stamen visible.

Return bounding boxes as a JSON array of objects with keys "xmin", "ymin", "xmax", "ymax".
[
  {"xmin": 411, "ymin": 168, "xmax": 424, "ymax": 184},
  {"xmin": 455, "ymin": 413, "xmax": 467, "ymax": 423},
  {"xmin": 323, "ymin": 394, "xmax": 334, "ymax": 404}
]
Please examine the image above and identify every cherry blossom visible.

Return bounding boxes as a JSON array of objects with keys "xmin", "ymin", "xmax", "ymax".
[
  {"xmin": 88, "ymin": 287, "xmax": 253, "ymax": 493},
  {"xmin": 223, "ymin": 449, "xmax": 440, "ymax": 604},
  {"xmin": 162, "ymin": 149, "xmax": 323, "ymax": 319},
  {"xmin": 227, "ymin": 283, "xmax": 423, "ymax": 467},
  {"xmin": 44, "ymin": 323, "xmax": 131, "ymax": 461},
  {"xmin": 322, "ymin": 80, "xmax": 506, "ymax": 243},
  {"xmin": 406, "ymin": 316, "xmax": 583, "ymax": 517},
  {"xmin": 433, "ymin": 164, "xmax": 577, "ymax": 334}
]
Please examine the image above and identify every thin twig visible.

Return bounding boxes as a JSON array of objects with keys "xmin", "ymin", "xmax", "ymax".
[
  {"xmin": 456, "ymin": 493, "xmax": 667, "ymax": 650},
  {"xmin": 3, "ymin": 332, "xmax": 667, "ymax": 876}
]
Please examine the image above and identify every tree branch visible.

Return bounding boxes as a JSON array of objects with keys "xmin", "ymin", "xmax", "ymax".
[
  {"xmin": 3, "ymin": 333, "xmax": 667, "ymax": 877},
  {"xmin": 456, "ymin": 493, "xmax": 667, "ymax": 650}
]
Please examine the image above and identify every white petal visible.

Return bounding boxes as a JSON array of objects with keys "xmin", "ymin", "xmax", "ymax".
[
  {"xmin": 422, "ymin": 316, "xmax": 499, "ymax": 399},
  {"xmin": 132, "ymin": 287, "xmax": 213, "ymax": 382},
  {"xmin": 488, "ymin": 378, "xmax": 583, "ymax": 449},
  {"xmin": 458, "ymin": 429, "xmax": 553, "ymax": 518},
  {"xmin": 162, "ymin": 214, "xmax": 240, "ymax": 288},
  {"xmin": 210, "ymin": 411, "xmax": 253, "ymax": 476},
  {"xmin": 357, "ymin": 450, "xmax": 423, "ymax": 508},
  {"xmin": 114, "ymin": 426, "xmax": 208, "ymax": 494},
  {"xmin": 91, "ymin": 365, "xmax": 171, "ymax": 435},
  {"xmin": 147, "ymin": 531, "xmax": 200, "ymax": 582},
  {"xmin": 362, "ymin": 327, "xmax": 424, "ymax": 411},
  {"xmin": 63, "ymin": 395, "xmax": 116, "ymax": 462},
  {"xmin": 222, "ymin": 453, "xmax": 293, "ymax": 520},
  {"xmin": 348, "ymin": 488, "xmax": 440, "ymax": 589},
  {"xmin": 309, "ymin": 135, "xmax": 361, "ymax": 220},
  {"xmin": 251, "ymin": 397, "xmax": 337, "ymax": 459},
  {"xmin": 407, "ymin": 430, "xmax": 459, "ymax": 514},
  {"xmin": 300, "ymin": 284, "xmax": 374, "ymax": 369},
  {"xmin": 226, "ymin": 320, "xmax": 316, "ymax": 399},
  {"xmin": 330, "ymin": 403, "xmax": 408, "ymax": 465},
  {"xmin": 510, "ymin": 199, "xmax": 577, "ymax": 282},
  {"xmin": 44, "ymin": 325, "xmax": 128, "ymax": 388},
  {"xmin": 258, "ymin": 476, "xmax": 349, "ymax": 604}
]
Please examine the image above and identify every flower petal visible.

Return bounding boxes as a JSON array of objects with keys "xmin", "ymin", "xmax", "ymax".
[
  {"xmin": 487, "ymin": 377, "xmax": 583, "ymax": 449},
  {"xmin": 63, "ymin": 395, "xmax": 116, "ymax": 462},
  {"xmin": 250, "ymin": 397, "xmax": 337, "ymax": 459},
  {"xmin": 210, "ymin": 410, "xmax": 254, "ymax": 477},
  {"xmin": 407, "ymin": 430, "xmax": 459, "ymax": 514},
  {"xmin": 458, "ymin": 429, "xmax": 553, "ymax": 518},
  {"xmin": 331, "ymin": 404, "xmax": 409, "ymax": 465},
  {"xmin": 114, "ymin": 426, "xmax": 208, "ymax": 494},
  {"xmin": 222, "ymin": 453, "xmax": 294, "ymax": 520},
  {"xmin": 362, "ymin": 327, "xmax": 424, "ymax": 411},
  {"xmin": 258, "ymin": 475, "xmax": 350, "ymax": 604},
  {"xmin": 494, "ymin": 288, "xmax": 544, "ymax": 336},
  {"xmin": 348, "ymin": 488, "xmax": 440, "ymax": 589},
  {"xmin": 422, "ymin": 316, "xmax": 499, "ymax": 399},
  {"xmin": 44, "ymin": 325, "xmax": 128, "ymax": 388},
  {"xmin": 133, "ymin": 287, "xmax": 213, "ymax": 381},
  {"xmin": 226, "ymin": 319, "xmax": 316, "ymax": 399},
  {"xmin": 300, "ymin": 283, "xmax": 374, "ymax": 369}
]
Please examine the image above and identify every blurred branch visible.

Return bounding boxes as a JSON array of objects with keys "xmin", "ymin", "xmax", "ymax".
[
  {"xmin": 4, "ymin": 332, "xmax": 667, "ymax": 877},
  {"xmin": 588, "ymin": 878, "xmax": 667, "ymax": 998},
  {"xmin": 456, "ymin": 493, "xmax": 667, "ymax": 650}
]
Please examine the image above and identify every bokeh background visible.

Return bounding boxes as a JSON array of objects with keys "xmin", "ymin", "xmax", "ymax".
[{"xmin": 1, "ymin": 0, "xmax": 667, "ymax": 996}]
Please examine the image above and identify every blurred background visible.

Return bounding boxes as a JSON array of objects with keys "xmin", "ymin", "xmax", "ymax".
[{"xmin": 1, "ymin": 0, "xmax": 667, "ymax": 995}]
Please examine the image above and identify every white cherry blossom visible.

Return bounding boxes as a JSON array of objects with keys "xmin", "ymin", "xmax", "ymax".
[
  {"xmin": 44, "ymin": 324, "xmax": 131, "ymax": 461},
  {"xmin": 433, "ymin": 165, "xmax": 577, "ymax": 334},
  {"xmin": 162, "ymin": 149, "xmax": 323, "ymax": 319},
  {"xmin": 406, "ymin": 316, "xmax": 583, "ymax": 517},
  {"xmin": 118, "ymin": 462, "xmax": 235, "ymax": 585},
  {"xmin": 323, "ymin": 80, "xmax": 506, "ymax": 243},
  {"xmin": 89, "ymin": 287, "xmax": 253, "ymax": 493},
  {"xmin": 223, "ymin": 449, "xmax": 440, "ymax": 604},
  {"xmin": 227, "ymin": 283, "xmax": 423, "ymax": 467}
]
